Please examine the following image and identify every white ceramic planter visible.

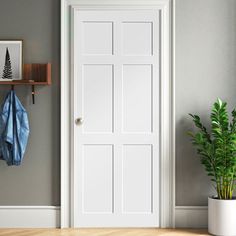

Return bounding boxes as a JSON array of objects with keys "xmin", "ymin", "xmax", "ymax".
[{"xmin": 208, "ymin": 197, "xmax": 236, "ymax": 236}]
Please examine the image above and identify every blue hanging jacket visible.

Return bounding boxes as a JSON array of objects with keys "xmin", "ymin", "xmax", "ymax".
[{"xmin": 0, "ymin": 91, "xmax": 30, "ymax": 166}]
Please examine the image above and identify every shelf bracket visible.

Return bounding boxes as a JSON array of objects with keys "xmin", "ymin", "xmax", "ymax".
[{"xmin": 31, "ymin": 85, "xmax": 35, "ymax": 104}]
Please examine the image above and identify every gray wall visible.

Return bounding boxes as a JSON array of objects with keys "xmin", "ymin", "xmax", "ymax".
[
  {"xmin": 176, "ymin": 0, "xmax": 236, "ymax": 205},
  {"xmin": 0, "ymin": 0, "xmax": 60, "ymax": 205},
  {"xmin": 0, "ymin": 0, "xmax": 235, "ymax": 208}
]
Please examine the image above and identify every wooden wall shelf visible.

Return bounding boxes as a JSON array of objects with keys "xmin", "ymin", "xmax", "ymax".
[
  {"xmin": 0, "ymin": 63, "xmax": 51, "ymax": 85},
  {"xmin": 0, "ymin": 63, "xmax": 52, "ymax": 104},
  {"xmin": 0, "ymin": 81, "xmax": 50, "ymax": 85}
]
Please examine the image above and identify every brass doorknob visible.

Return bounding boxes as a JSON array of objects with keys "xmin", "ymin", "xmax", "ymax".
[{"xmin": 75, "ymin": 118, "xmax": 83, "ymax": 125}]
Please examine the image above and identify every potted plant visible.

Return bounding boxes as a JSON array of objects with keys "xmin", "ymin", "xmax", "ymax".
[{"xmin": 188, "ymin": 98, "xmax": 236, "ymax": 236}]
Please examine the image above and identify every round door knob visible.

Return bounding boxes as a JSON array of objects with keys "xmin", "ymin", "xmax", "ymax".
[{"xmin": 75, "ymin": 118, "xmax": 83, "ymax": 125}]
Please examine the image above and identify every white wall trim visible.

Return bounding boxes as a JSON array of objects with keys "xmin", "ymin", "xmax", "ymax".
[
  {"xmin": 159, "ymin": 0, "xmax": 175, "ymax": 228},
  {"xmin": 175, "ymin": 206, "xmax": 208, "ymax": 228},
  {"xmin": 61, "ymin": 0, "xmax": 175, "ymax": 228},
  {"xmin": 0, "ymin": 206, "xmax": 60, "ymax": 228},
  {"xmin": 61, "ymin": 0, "xmax": 71, "ymax": 228},
  {"xmin": 171, "ymin": 0, "xmax": 176, "ymax": 228}
]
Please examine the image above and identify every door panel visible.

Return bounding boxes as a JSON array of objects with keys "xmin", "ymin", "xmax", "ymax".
[
  {"xmin": 82, "ymin": 22, "xmax": 113, "ymax": 55},
  {"xmin": 73, "ymin": 8, "xmax": 160, "ymax": 227},
  {"xmin": 122, "ymin": 145, "xmax": 153, "ymax": 213},
  {"xmin": 122, "ymin": 22, "xmax": 153, "ymax": 55},
  {"xmin": 82, "ymin": 145, "xmax": 114, "ymax": 213},
  {"xmin": 122, "ymin": 64, "xmax": 153, "ymax": 133},
  {"xmin": 82, "ymin": 64, "xmax": 114, "ymax": 133}
]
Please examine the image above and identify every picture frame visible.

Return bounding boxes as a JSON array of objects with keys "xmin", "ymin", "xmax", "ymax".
[{"xmin": 0, "ymin": 40, "xmax": 23, "ymax": 81}]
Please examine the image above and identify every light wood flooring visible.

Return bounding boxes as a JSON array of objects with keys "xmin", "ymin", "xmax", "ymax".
[{"xmin": 0, "ymin": 229, "xmax": 209, "ymax": 236}]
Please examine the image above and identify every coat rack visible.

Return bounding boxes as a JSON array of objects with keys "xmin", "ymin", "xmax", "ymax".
[{"xmin": 0, "ymin": 63, "xmax": 51, "ymax": 104}]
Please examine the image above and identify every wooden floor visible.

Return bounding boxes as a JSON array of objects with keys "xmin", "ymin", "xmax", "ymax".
[{"xmin": 0, "ymin": 229, "xmax": 209, "ymax": 236}]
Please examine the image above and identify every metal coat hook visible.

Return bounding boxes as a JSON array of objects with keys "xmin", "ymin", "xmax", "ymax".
[
  {"xmin": 10, "ymin": 85, "xmax": 36, "ymax": 104},
  {"xmin": 31, "ymin": 85, "xmax": 35, "ymax": 104}
]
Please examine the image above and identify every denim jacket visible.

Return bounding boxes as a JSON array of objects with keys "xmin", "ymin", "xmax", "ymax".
[{"xmin": 0, "ymin": 91, "xmax": 30, "ymax": 166}]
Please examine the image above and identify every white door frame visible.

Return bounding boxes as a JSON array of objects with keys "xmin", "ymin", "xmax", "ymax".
[{"xmin": 60, "ymin": 0, "xmax": 175, "ymax": 228}]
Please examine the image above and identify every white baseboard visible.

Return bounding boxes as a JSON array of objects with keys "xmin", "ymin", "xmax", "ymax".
[
  {"xmin": 0, "ymin": 205, "xmax": 208, "ymax": 228},
  {"xmin": 175, "ymin": 206, "xmax": 208, "ymax": 228},
  {"xmin": 0, "ymin": 206, "xmax": 60, "ymax": 228}
]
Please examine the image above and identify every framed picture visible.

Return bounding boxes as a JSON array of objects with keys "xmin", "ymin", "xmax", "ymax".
[{"xmin": 0, "ymin": 40, "xmax": 23, "ymax": 81}]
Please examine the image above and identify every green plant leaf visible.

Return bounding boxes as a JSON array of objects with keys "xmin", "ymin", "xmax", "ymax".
[{"xmin": 188, "ymin": 98, "xmax": 236, "ymax": 199}]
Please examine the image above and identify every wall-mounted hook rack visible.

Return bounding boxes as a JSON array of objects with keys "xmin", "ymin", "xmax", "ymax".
[{"xmin": 0, "ymin": 63, "xmax": 51, "ymax": 104}]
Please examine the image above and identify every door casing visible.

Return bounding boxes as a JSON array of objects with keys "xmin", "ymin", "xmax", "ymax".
[{"xmin": 60, "ymin": 0, "xmax": 175, "ymax": 228}]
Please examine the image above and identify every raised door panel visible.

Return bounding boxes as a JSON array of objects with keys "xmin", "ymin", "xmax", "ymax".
[
  {"xmin": 122, "ymin": 145, "xmax": 153, "ymax": 213},
  {"xmin": 122, "ymin": 64, "xmax": 153, "ymax": 133},
  {"xmin": 82, "ymin": 145, "xmax": 114, "ymax": 213},
  {"xmin": 82, "ymin": 64, "xmax": 114, "ymax": 133}
]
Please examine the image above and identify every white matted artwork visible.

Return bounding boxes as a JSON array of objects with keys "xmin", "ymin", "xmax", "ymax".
[{"xmin": 0, "ymin": 40, "xmax": 23, "ymax": 81}]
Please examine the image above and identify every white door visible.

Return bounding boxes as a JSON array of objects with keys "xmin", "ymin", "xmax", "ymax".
[{"xmin": 72, "ymin": 7, "xmax": 160, "ymax": 227}]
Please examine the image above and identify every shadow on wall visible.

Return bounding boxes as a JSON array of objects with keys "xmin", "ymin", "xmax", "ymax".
[{"xmin": 176, "ymin": 113, "xmax": 213, "ymax": 206}]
